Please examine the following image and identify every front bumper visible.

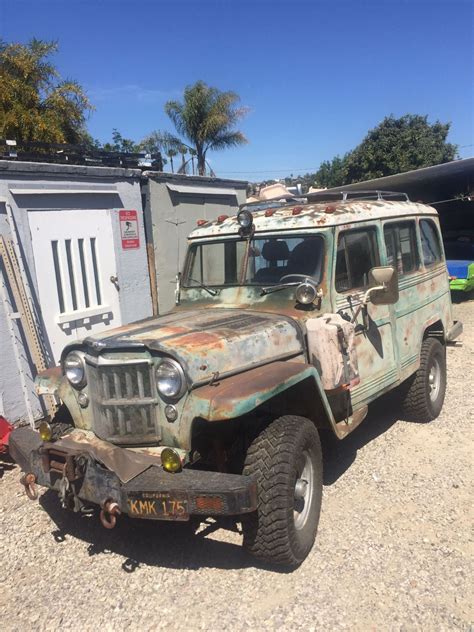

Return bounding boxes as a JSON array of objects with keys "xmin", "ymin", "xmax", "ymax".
[{"xmin": 9, "ymin": 427, "xmax": 257, "ymax": 520}]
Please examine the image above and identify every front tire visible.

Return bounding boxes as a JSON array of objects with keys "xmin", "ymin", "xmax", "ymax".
[
  {"xmin": 242, "ymin": 415, "xmax": 322, "ymax": 568},
  {"xmin": 400, "ymin": 337, "xmax": 447, "ymax": 421}
]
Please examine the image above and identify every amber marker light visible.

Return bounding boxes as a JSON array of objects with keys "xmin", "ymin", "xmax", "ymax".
[
  {"xmin": 161, "ymin": 447, "xmax": 182, "ymax": 473},
  {"xmin": 39, "ymin": 421, "xmax": 52, "ymax": 442}
]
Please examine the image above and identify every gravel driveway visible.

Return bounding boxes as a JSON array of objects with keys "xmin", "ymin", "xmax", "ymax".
[{"xmin": 1, "ymin": 300, "xmax": 472, "ymax": 631}]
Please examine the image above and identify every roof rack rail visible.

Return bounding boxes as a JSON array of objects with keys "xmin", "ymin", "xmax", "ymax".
[{"xmin": 306, "ymin": 189, "xmax": 410, "ymax": 202}]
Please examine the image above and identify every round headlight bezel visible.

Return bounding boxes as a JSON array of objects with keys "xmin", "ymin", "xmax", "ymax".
[
  {"xmin": 64, "ymin": 351, "xmax": 87, "ymax": 389},
  {"xmin": 295, "ymin": 280, "xmax": 318, "ymax": 305},
  {"xmin": 237, "ymin": 209, "xmax": 254, "ymax": 235},
  {"xmin": 155, "ymin": 358, "xmax": 186, "ymax": 401}
]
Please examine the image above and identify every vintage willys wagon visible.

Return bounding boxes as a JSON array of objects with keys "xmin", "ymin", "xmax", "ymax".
[{"xmin": 10, "ymin": 191, "xmax": 462, "ymax": 567}]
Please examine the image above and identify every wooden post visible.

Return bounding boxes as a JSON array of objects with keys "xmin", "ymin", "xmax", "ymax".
[{"xmin": 147, "ymin": 242, "xmax": 159, "ymax": 316}]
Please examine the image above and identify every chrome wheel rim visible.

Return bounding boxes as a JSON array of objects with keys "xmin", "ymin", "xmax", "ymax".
[
  {"xmin": 294, "ymin": 451, "xmax": 314, "ymax": 530},
  {"xmin": 428, "ymin": 357, "xmax": 441, "ymax": 402}
]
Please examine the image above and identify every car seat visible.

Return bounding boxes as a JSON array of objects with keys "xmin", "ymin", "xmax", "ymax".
[{"xmin": 253, "ymin": 240, "xmax": 290, "ymax": 283}]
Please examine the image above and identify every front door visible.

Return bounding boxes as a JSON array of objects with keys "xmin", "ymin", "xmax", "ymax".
[
  {"xmin": 333, "ymin": 224, "xmax": 397, "ymax": 409},
  {"xmin": 29, "ymin": 209, "xmax": 121, "ymax": 363}
]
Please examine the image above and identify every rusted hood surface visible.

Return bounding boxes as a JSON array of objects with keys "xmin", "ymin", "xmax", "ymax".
[{"xmin": 83, "ymin": 309, "xmax": 304, "ymax": 384}]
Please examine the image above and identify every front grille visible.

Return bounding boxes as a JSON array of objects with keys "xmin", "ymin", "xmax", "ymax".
[{"xmin": 87, "ymin": 360, "xmax": 159, "ymax": 444}]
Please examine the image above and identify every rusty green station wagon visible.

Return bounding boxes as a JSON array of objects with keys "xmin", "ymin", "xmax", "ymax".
[{"xmin": 10, "ymin": 190, "xmax": 463, "ymax": 567}]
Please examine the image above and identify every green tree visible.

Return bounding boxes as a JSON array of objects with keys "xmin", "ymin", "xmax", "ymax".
[
  {"xmin": 313, "ymin": 155, "xmax": 348, "ymax": 188},
  {"xmin": 345, "ymin": 115, "xmax": 458, "ymax": 182},
  {"xmin": 162, "ymin": 80, "xmax": 248, "ymax": 175},
  {"xmin": 102, "ymin": 128, "xmax": 140, "ymax": 153},
  {"xmin": 313, "ymin": 114, "xmax": 458, "ymax": 187},
  {"xmin": 0, "ymin": 39, "xmax": 93, "ymax": 143}
]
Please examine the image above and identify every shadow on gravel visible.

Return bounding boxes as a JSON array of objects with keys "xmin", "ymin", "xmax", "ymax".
[
  {"xmin": 450, "ymin": 289, "xmax": 474, "ymax": 304},
  {"xmin": 35, "ymin": 392, "xmax": 420, "ymax": 572},
  {"xmin": 322, "ymin": 394, "xmax": 401, "ymax": 485},
  {"xmin": 39, "ymin": 490, "xmax": 287, "ymax": 573}
]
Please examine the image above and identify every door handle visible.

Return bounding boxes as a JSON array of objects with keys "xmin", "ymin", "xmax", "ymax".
[{"xmin": 110, "ymin": 275, "xmax": 120, "ymax": 291}]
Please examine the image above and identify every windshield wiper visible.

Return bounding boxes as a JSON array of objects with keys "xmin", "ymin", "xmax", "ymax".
[
  {"xmin": 260, "ymin": 281, "xmax": 300, "ymax": 296},
  {"xmin": 261, "ymin": 274, "xmax": 320, "ymax": 297},
  {"xmin": 187, "ymin": 278, "xmax": 220, "ymax": 296}
]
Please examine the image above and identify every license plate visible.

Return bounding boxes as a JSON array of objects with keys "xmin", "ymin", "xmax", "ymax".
[{"xmin": 127, "ymin": 491, "xmax": 189, "ymax": 521}]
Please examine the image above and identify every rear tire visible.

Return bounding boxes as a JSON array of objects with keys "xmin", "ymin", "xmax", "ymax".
[
  {"xmin": 400, "ymin": 337, "xmax": 446, "ymax": 421},
  {"xmin": 242, "ymin": 415, "xmax": 322, "ymax": 568}
]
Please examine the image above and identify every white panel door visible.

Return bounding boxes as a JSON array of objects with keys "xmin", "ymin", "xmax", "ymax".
[{"xmin": 29, "ymin": 209, "xmax": 121, "ymax": 363}]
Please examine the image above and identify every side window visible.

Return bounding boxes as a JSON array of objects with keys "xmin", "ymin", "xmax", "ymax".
[
  {"xmin": 420, "ymin": 219, "xmax": 443, "ymax": 266},
  {"xmin": 335, "ymin": 228, "xmax": 379, "ymax": 292},
  {"xmin": 384, "ymin": 221, "xmax": 419, "ymax": 276}
]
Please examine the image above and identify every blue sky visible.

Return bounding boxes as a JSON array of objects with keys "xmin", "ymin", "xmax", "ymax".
[{"xmin": 1, "ymin": 0, "xmax": 473, "ymax": 180}]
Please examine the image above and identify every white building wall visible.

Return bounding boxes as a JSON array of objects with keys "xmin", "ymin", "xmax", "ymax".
[{"xmin": 0, "ymin": 161, "xmax": 152, "ymax": 423}]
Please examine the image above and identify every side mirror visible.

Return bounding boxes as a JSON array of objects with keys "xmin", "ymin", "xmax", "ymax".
[{"xmin": 367, "ymin": 265, "xmax": 399, "ymax": 305}]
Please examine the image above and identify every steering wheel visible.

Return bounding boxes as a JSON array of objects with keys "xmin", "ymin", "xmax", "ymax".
[{"xmin": 279, "ymin": 274, "xmax": 313, "ymax": 283}]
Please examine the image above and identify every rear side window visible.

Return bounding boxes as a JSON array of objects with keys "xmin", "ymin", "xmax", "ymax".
[
  {"xmin": 384, "ymin": 221, "xmax": 419, "ymax": 275},
  {"xmin": 335, "ymin": 228, "xmax": 379, "ymax": 292},
  {"xmin": 420, "ymin": 219, "xmax": 443, "ymax": 266}
]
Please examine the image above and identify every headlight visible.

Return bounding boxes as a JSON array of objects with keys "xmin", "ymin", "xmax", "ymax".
[
  {"xmin": 295, "ymin": 280, "xmax": 317, "ymax": 305},
  {"xmin": 64, "ymin": 351, "xmax": 86, "ymax": 388},
  {"xmin": 237, "ymin": 209, "xmax": 253, "ymax": 235},
  {"xmin": 156, "ymin": 359, "xmax": 185, "ymax": 399}
]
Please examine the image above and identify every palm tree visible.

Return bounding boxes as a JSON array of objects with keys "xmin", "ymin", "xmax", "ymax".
[
  {"xmin": 163, "ymin": 81, "xmax": 248, "ymax": 176},
  {"xmin": 167, "ymin": 148, "xmax": 177, "ymax": 173},
  {"xmin": 189, "ymin": 148, "xmax": 197, "ymax": 175},
  {"xmin": 178, "ymin": 144, "xmax": 188, "ymax": 174}
]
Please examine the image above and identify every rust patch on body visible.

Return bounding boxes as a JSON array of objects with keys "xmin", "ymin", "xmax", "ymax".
[
  {"xmin": 172, "ymin": 332, "xmax": 225, "ymax": 349},
  {"xmin": 194, "ymin": 361, "xmax": 310, "ymax": 420}
]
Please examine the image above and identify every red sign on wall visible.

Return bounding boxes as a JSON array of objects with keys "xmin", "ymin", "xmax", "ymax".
[{"xmin": 119, "ymin": 210, "xmax": 140, "ymax": 249}]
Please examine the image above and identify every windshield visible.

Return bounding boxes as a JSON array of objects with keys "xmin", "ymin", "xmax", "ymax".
[{"xmin": 184, "ymin": 235, "xmax": 324, "ymax": 287}]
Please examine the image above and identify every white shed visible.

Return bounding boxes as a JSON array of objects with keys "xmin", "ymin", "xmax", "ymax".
[{"xmin": 0, "ymin": 160, "xmax": 152, "ymax": 423}]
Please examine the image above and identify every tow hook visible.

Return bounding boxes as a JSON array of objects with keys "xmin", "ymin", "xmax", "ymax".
[
  {"xmin": 20, "ymin": 473, "xmax": 38, "ymax": 500},
  {"xmin": 100, "ymin": 499, "xmax": 121, "ymax": 529}
]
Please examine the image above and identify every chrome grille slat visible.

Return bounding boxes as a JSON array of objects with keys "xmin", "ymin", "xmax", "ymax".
[
  {"xmin": 113, "ymin": 372, "xmax": 122, "ymax": 399},
  {"xmin": 125, "ymin": 371, "xmax": 133, "ymax": 398},
  {"xmin": 102, "ymin": 373, "xmax": 110, "ymax": 399},
  {"xmin": 137, "ymin": 370, "xmax": 145, "ymax": 398},
  {"xmin": 86, "ymin": 358, "xmax": 159, "ymax": 445}
]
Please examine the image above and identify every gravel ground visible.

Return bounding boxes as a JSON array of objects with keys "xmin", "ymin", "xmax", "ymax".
[{"xmin": 1, "ymin": 299, "xmax": 472, "ymax": 631}]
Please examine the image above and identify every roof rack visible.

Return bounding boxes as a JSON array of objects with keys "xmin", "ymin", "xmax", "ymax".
[{"xmin": 306, "ymin": 189, "xmax": 410, "ymax": 202}]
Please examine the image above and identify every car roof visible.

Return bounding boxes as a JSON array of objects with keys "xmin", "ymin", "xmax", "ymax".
[{"xmin": 188, "ymin": 199, "xmax": 438, "ymax": 240}]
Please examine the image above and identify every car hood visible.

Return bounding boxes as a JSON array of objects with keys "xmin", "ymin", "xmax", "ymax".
[{"xmin": 83, "ymin": 308, "xmax": 305, "ymax": 385}]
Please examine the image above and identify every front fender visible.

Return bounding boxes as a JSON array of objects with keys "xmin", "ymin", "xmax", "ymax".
[
  {"xmin": 35, "ymin": 367, "xmax": 92, "ymax": 430},
  {"xmin": 191, "ymin": 361, "xmax": 335, "ymax": 424}
]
